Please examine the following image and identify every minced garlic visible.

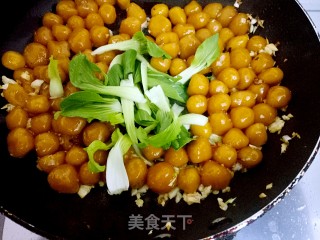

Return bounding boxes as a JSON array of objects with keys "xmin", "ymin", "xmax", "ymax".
[
  {"xmin": 281, "ymin": 135, "xmax": 292, "ymax": 144},
  {"xmin": 281, "ymin": 142, "xmax": 289, "ymax": 154},
  {"xmin": 268, "ymin": 117, "xmax": 285, "ymax": 134},
  {"xmin": 248, "ymin": 14, "xmax": 264, "ymax": 34},
  {"xmin": 217, "ymin": 197, "xmax": 236, "ymax": 211},
  {"xmin": 262, "ymin": 43, "xmax": 278, "ymax": 56},
  {"xmin": 135, "ymin": 198, "xmax": 144, "ymax": 207},
  {"xmin": 141, "ymin": 17, "xmax": 150, "ymax": 31},
  {"xmin": 292, "ymin": 132, "xmax": 301, "ymax": 139},
  {"xmin": 132, "ymin": 185, "xmax": 149, "ymax": 207},
  {"xmin": 280, "ymin": 132, "xmax": 301, "ymax": 154},
  {"xmin": 175, "ymin": 191, "xmax": 183, "ymax": 203},
  {"xmin": 168, "ymin": 187, "xmax": 179, "ymax": 199},
  {"xmin": 30, "ymin": 79, "xmax": 44, "ymax": 94},
  {"xmin": 158, "ymin": 193, "xmax": 169, "ymax": 206},
  {"xmin": 222, "ymin": 186, "xmax": 231, "ymax": 193},
  {"xmin": 1, "ymin": 76, "xmax": 17, "ymax": 90},
  {"xmin": 1, "ymin": 103, "xmax": 15, "ymax": 112},
  {"xmin": 165, "ymin": 222, "xmax": 172, "ymax": 231},
  {"xmin": 234, "ymin": 0, "xmax": 242, "ymax": 8},
  {"xmin": 77, "ymin": 185, "xmax": 94, "ymax": 198},
  {"xmin": 266, "ymin": 183, "xmax": 273, "ymax": 190},
  {"xmin": 232, "ymin": 162, "xmax": 243, "ymax": 172},
  {"xmin": 259, "ymin": 193, "xmax": 267, "ymax": 198},
  {"xmin": 282, "ymin": 113, "xmax": 294, "ymax": 120},
  {"xmin": 199, "ymin": 184, "xmax": 212, "ymax": 199},
  {"xmin": 183, "ymin": 192, "xmax": 202, "ymax": 205},
  {"xmin": 209, "ymin": 133, "xmax": 222, "ymax": 145},
  {"xmin": 21, "ymin": 71, "xmax": 31, "ymax": 81}
]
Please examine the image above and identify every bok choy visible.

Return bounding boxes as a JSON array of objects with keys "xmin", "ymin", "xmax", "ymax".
[
  {"xmin": 60, "ymin": 91, "xmax": 124, "ymax": 124},
  {"xmin": 85, "ymin": 129, "xmax": 132, "ymax": 195},
  {"xmin": 59, "ymin": 31, "xmax": 220, "ymax": 196},
  {"xmin": 91, "ymin": 31, "xmax": 171, "ymax": 59},
  {"xmin": 48, "ymin": 56, "xmax": 64, "ymax": 99},
  {"xmin": 177, "ymin": 33, "xmax": 220, "ymax": 84},
  {"xmin": 69, "ymin": 54, "xmax": 146, "ymax": 103}
]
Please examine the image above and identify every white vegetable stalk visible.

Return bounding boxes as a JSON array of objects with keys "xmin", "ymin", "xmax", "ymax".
[
  {"xmin": 178, "ymin": 114, "xmax": 208, "ymax": 126},
  {"xmin": 108, "ymin": 53, "xmax": 123, "ymax": 69},
  {"xmin": 100, "ymin": 85, "xmax": 147, "ymax": 103},
  {"xmin": 120, "ymin": 77, "xmax": 138, "ymax": 144},
  {"xmin": 140, "ymin": 61, "xmax": 148, "ymax": 93},
  {"xmin": 145, "ymin": 85, "xmax": 170, "ymax": 112},
  {"xmin": 106, "ymin": 134, "xmax": 131, "ymax": 195},
  {"xmin": 91, "ymin": 39, "xmax": 139, "ymax": 55},
  {"xmin": 171, "ymin": 103, "xmax": 184, "ymax": 118},
  {"xmin": 48, "ymin": 56, "xmax": 64, "ymax": 99}
]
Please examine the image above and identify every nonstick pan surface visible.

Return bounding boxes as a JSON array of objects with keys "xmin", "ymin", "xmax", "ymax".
[{"xmin": 0, "ymin": 0, "xmax": 319, "ymax": 239}]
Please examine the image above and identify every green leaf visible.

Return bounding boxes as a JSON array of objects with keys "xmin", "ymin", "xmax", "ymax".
[
  {"xmin": 137, "ymin": 118, "xmax": 182, "ymax": 149},
  {"xmin": 177, "ymin": 33, "xmax": 220, "ymax": 84},
  {"xmin": 86, "ymin": 128, "xmax": 127, "ymax": 173},
  {"xmin": 133, "ymin": 61, "xmax": 142, "ymax": 84},
  {"xmin": 122, "ymin": 49, "xmax": 137, "ymax": 79},
  {"xmin": 69, "ymin": 54, "xmax": 146, "ymax": 103},
  {"xmin": 147, "ymin": 70, "xmax": 188, "ymax": 103},
  {"xmin": 135, "ymin": 109, "xmax": 156, "ymax": 126},
  {"xmin": 105, "ymin": 64, "xmax": 123, "ymax": 86},
  {"xmin": 155, "ymin": 109, "xmax": 173, "ymax": 133},
  {"xmin": 86, "ymin": 140, "xmax": 109, "ymax": 173},
  {"xmin": 60, "ymin": 91, "xmax": 124, "ymax": 124},
  {"xmin": 69, "ymin": 54, "xmax": 103, "ymax": 88},
  {"xmin": 171, "ymin": 126, "xmax": 193, "ymax": 150}
]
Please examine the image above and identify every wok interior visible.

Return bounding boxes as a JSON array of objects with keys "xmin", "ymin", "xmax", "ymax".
[{"xmin": 0, "ymin": 0, "xmax": 320, "ymax": 239}]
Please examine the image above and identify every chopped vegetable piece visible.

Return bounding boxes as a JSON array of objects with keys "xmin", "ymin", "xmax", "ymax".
[
  {"xmin": 91, "ymin": 31, "xmax": 171, "ymax": 59},
  {"xmin": 69, "ymin": 54, "xmax": 146, "ymax": 103},
  {"xmin": 177, "ymin": 33, "xmax": 220, "ymax": 84},
  {"xmin": 48, "ymin": 56, "xmax": 64, "ymax": 99},
  {"xmin": 106, "ymin": 130, "xmax": 132, "ymax": 195},
  {"xmin": 60, "ymin": 91, "xmax": 124, "ymax": 124}
]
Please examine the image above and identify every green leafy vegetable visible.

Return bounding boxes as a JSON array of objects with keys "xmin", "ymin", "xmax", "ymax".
[
  {"xmin": 86, "ymin": 140, "xmax": 111, "ymax": 172},
  {"xmin": 60, "ymin": 30, "xmax": 220, "ymax": 196},
  {"xmin": 120, "ymin": 78, "xmax": 138, "ymax": 144},
  {"xmin": 69, "ymin": 54, "xmax": 146, "ymax": 103},
  {"xmin": 147, "ymin": 72, "xmax": 188, "ymax": 103},
  {"xmin": 171, "ymin": 126, "xmax": 193, "ymax": 150},
  {"xmin": 85, "ymin": 129, "xmax": 132, "ymax": 195},
  {"xmin": 177, "ymin": 33, "xmax": 220, "ymax": 84},
  {"xmin": 91, "ymin": 31, "xmax": 171, "ymax": 59},
  {"xmin": 136, "ymin": 114, "xmax": 181, "ymax": 149},
  {"xmin": 136, "ymin": 109, "xmax": 208, "ymax": 150},
  {"xmin": 134, "ymin": 109, "xmax": 156, "ymax": 126},
  {"xmin": 145, "ymin": 85, "xmax": 171, "ymax": 112},
  {"xmin": 60, "ymin": 91, "xmax": 123, "ymax": 124},
  {"xmin": 122, "ymin": 49, "xmax": 137, "ymax": 78},
  {"xmin": 105, "ymin": 129, "xmax": 132, "ymax": 195},
  {"xmin": 136, "ymin": 53, "xmax": 187, "ymax": 103},
  {"xmin": 105, "ymin": 64, "xmax": 123, "ymax": 86}
]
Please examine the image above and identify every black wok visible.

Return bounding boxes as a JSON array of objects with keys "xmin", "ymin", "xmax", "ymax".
[{"xmin": 0, "ymin": 0, "xmax": 320, "ymax": 239}]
